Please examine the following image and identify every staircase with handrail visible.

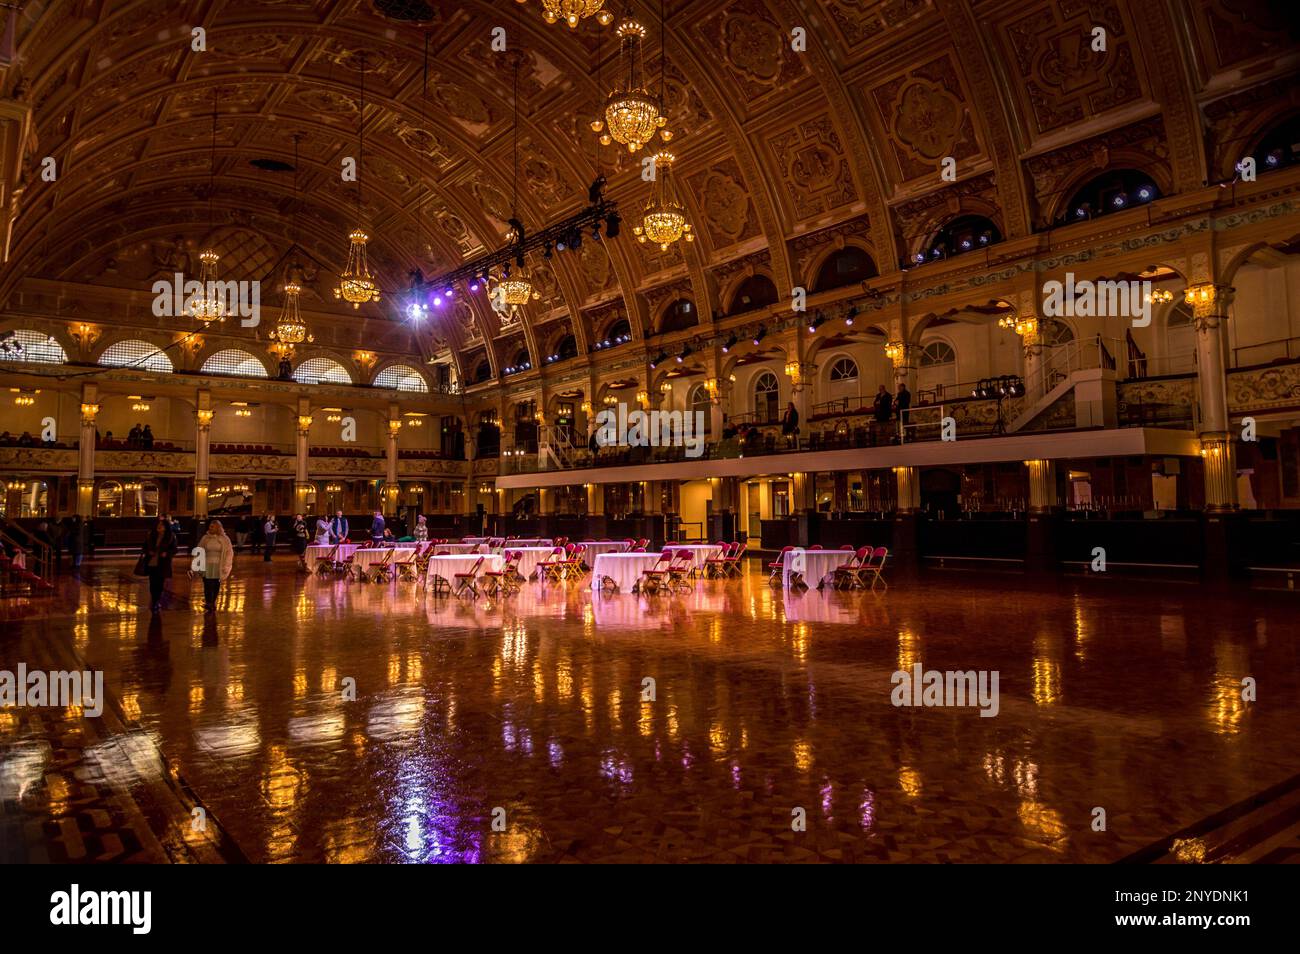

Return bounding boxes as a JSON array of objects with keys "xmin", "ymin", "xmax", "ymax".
[
  {"xmin": 1008, "ymin": 336, "xmax": 1122, "ymax": 433},
  {"xmin": 0, "ymin": 516, "xmax": 56, "ymax": 596}
]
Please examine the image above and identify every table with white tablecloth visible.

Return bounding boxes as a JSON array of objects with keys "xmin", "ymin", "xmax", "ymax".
[
  {"xmin": 662, "ymin": 543, "xmax": 724, "ymax": 570},
  {"xmin": 782, "ymin": 548, "xmax": 854, "ymax": 589},
  {"xmin": 425, "ymin": 553, "xmax": 503, "ymax": 588},
  {"xmin": 577, "ymin": 540, "xmax": 630, "ymax": 563},
  {"xmin": 461, "ymin": 537, "xmax": 489, "ymax": 545},
  {"xmin": 306, "ymin": 543, "xmax": 358, "ymax": 564},
  {"xmin": 504, "ymin": 545, "xmax": 561, "ymax": 580},
  {"xmin": 501, "ymin": 538, "xmax": 553, "ymax": 549},
  {"xmin": 590, "ymin": 551, "xmax": 668, "ymax": 593},
  {"xmin": 431, "ymin": 542, "xmax": 487, "ymax": 554}
]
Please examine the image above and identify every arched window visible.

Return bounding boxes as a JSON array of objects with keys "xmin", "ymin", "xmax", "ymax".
[
  {"xmin": 1248, "ymin": 115, "xmax": 1300, "ymax": 175},
  {"xmin": 814, "ymin": 246, "xmax": 877, "ymax": 292},
  {"xmin": 688, "ymin": 383, "xmax": 712, "ymax": 435},
  {"xmin": 201, "ymin": 349, "xmax": 269, "ymax": 378},
  {"xmin": 100, "ymin": 340, "xmax": 173, "ymax": 373},
  {"xmin": 1040, "ymin": 320, "xmax": 1074, "ymax": 347},
  {"xmin": 374, "ymin": 364, "xmax": 428, "ymax": 392},
  {"xmin": 919, "ymin": 342, "xmax": 955, "ymax": 366},
  {"xmin": 0, "ymin": 329, "xmax": 66, "ymax": 364},
  {"xmin": 753, "ymin": 371, "xmax": 779, "ymax": 424},
  {"xmin": 473, "ymin": 359, "xmax": 492, "ymax": 383},
  {"xmin": 659, "ymin": 298, "xmax": 698, "ymax": 334},
  {"xmin": 597, "ymin": 317, "xmax": 632, "ymax": 349},
  {"xmin": 829, "ymin": 357, "xmax": 859, "ymax": 380},
  {"xmin": 728, "ymin": 274, "xmax": 778, "ymax": 315},
  {"xmin": 1063, "ymin": 170, "xmax": 1160, "ymax": 222},
  {"xmin": 96, "ymin": 480, "xmax": 123, "ymax": 518},
  {"xmin": 921, "ymin": 216, "xmax": 1001, "ymax": 263},
  {"xmin": 504, "ymin": 349, "xmax": 531, "ymax": 374},
  {"xmin": 918, "ymin": 341, "xmax": 957, "ymax": 399},
  {"xmin": 293, "ymin": 357, "xmax": 352, "ymax": 385},
  {"xmin": 826, "ymin": 356, "xmax": 859, "ymax": 404}
]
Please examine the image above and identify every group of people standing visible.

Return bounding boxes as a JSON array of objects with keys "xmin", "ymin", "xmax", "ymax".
[
  {"xmin": 873, "ymin": 383, "xmax": 912, "ymax": 425},
  {"xmin": 137, "ymin": 516, "xmax": 234, "ymax": 613}
]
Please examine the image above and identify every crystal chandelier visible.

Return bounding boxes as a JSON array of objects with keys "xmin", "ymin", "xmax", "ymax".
[
  {"xmin": 334, "ymin": 54, "xmax": 382, "ymax": 309},
  {"xmin": 490, "ymin": 265, "xmax": 541, "ymax": 325},
  {"xmin": 540, "ymin": 0, "xmax": 613, "ymax": 28},
  {"xmin": 634, "ymin": 150, "xmax": 692, "ymax": 250},
  {"xmin": 335, "ymin": 229, "xmax": 381, "ymax": 309},
  {"xmin": 592, "ymin": 16, "xmax": 669, "ymax": 153},
  {"xmin": 189, "ymin": 249, "xmax": 226, "ymax": 322},
  {"xmin": 998, "ymin": 314, "xmax": 1038, "ymax": 338},
  {"xmin": 270, "ymin": 270, "xmax": 313, "ymax": 355}
]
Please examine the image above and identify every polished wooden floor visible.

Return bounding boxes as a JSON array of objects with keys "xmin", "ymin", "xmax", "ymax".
[{"xmin": 3, "ymin": 554, "xmax": 1298, "ymax": 863}]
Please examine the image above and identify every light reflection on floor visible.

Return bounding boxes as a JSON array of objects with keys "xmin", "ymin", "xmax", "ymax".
[{"xmin": 4, "ymin": 557, "xmax": 1299, "ymax": 863}]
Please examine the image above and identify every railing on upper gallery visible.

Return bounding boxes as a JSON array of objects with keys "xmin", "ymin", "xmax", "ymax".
[{"xmin": 1232, "ymin": 336, "xmax": 1300, "ymax": 368}]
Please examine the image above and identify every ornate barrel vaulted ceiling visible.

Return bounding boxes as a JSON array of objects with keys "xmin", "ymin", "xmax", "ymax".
[{"xmin": 1, "ymin": 0, "xmax": 1297, "ymax": 384}]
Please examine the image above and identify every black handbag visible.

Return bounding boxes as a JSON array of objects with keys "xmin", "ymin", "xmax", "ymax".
[{"xmin": 133, "ymin": 553, "xmax": 149, "ymax": 576}]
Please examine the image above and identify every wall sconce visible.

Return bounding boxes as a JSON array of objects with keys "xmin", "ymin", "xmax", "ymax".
[
  {"xmin": 603, "ymin": 394, "xmax": 617, "ymax": 406},
  {"xmin": 996, "ymin": 315, "xmax": 1038, "ymax": 339},
  {"xmin": 70, "ymin": 323, "xmax": 100, "ymax": 350},
  {"xmin": 355, "ymin": 350, "xmax": 377, "ymax": 374},
  {"xmin": 1185, "ymin": 284, "xmax": 1222, "ymax": 308},
  {"xmin": 784, "ymin": 361, "xmax": 801, "ymax": 386},
  {"xmin": 704, "ymin": 377, "xmax": 719, "ymax": 399},
  {"xmin": 387, "ymin": 419, "xmax": 403, "ymax": 437},
  {"xmin": 1145, "ymin": 288, "xmax": 1174, "ymax": 305},
  {"xmin": 80, "ymin": 402, "xmax": 100, "ymax": 421},
  {"xmin": 297, "ymin": 414, "xmax": 314, "ymax": 431},
  {"xmin": 580, "ymin": 401, "xmax": 592, "ymax": 415},
  {"xmin": 883, "ymin": 340, "xmax": 905, "ymax": 364},
  {"xmin": 636, "ymin": 390, "xmax": 649, "ymax": 406},
  {"xmin": 660, "ymin": 381, "xmax": 673, "ymax": 393}
]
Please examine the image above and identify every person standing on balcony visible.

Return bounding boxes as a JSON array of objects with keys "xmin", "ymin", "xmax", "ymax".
[
  {"xmin": 141, "ymin": 425, "xmax": 154, "ymax": 450},
  {"xmin": 781, "ymin": 402, "xmax": 800, "ymax": 448},
  {"xmin": 137, "ymin": 517, "xmax": 176, "ymax": 614},
  {"xmin": 262, "ymin": 514, "xmax": 278, "ymax": 562},
  {"xmin": 197, "ymin": 519, "xmax": 234, "ymax": 613},
  {"xmin": 895, "ymin": 384, "xmax": 911, "ymax": 427}
]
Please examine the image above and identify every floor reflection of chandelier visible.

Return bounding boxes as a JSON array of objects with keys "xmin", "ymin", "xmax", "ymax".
[
  {"xmin": 189, "ymin": 249, "xmax": 226, "ymax": 321},
  {"xmin": 593, "ymin": 17, "xmax": 669, "ymax": 153},
  {"xmin": 334, "ymin": 229, "xmax": 381, "ymax": 308},
  {"xmin": 634, "ymin": 151, "xmax": 692, "ymax": 250},
  {"xmin": 541, "ymin": 0, "xmax": 613, "ymax": 28}
]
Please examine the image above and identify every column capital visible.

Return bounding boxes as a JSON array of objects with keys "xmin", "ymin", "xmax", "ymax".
[
  {"xmin": 784, "ymin": 359, "xmax": 816, "ymax": 390},
  {"xmin": 1185, "ymin": 283, "xmax": 1234, "ymax": 326},
  {"xmin": 297, "ymin": 414, "xmax": 313, "ymax": 434},
  {"xmin": 387, "ymin": 419, "xmax": 403, "ymax": 439},
  {"xmin": 195, "ymin": 409, "xmax": 214, "ymax": 429},
  {"xmin": 884, "ymin": 340, "xmax": 916, "ymax": 369}
]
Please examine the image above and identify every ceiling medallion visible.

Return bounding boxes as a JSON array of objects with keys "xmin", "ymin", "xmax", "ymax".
[
  {"xmin": 634, "ymin": 151, "xmax": 692, "ymax": 250},
  {"xmin": 538, "ymin": 0, "xmax": 613, "ymax": 29},
  {"xmin": 592, "ymin": 17, "xmax": 670, "ymax": 153}
]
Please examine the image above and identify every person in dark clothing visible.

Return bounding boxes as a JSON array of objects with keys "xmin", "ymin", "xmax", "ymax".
[
  {"xmin": 141, "ymin": 425, "xmax": 154, "ymax": 450},
  {"xmin": 895, "ymin": 383, "xmax": 911, "ymax": 426},
  {"xmin": 138, "ymin": 517, "xmax": 176, "ymax": 613},
  {"xmin": 330, "ymin": 511, "xmax": 349, "ymax": 543},
  {"xmin": 781, "ymin": 402, "xmax": 800, "ymax": 447},
  {"xmin": 127, "ymin": 423, "xmax": 143, "ymax": 448},
  {"xmin": 291, "ymin": 514, "xmax": 310, "ymax": 570},
  {"xmin": 370, "ymin": 511, "xmax": 386, "ymax": 543},
  {"xmin": 262, "ymin": 514, "xmax": 278, "ymax": 562},
  {"xmin": 873, "ymin": 385, "xmax": 893, "ymax": 423},
  {"xmin": 68, "ymin": 515, "xmax": 85, "ymax": 570},
  {"xmin": 279, "ymin": 357, "xmax": 293, "ymax": 380}
]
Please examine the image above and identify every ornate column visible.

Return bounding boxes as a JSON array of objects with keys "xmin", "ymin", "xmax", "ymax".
[
  {"xmin": 1025, "ymin": 458, "xmax": 1061, "ymax": 571},
  {"xmin": 884, "ymin": 340, "xmax": 918, "ymax": 397},
  {"xmin": 1186, "ymin": 284, "xmax": 1237, "ymax": 511},
  {"xmin": 384, "ymin": 414, "xmax": 401, "ymax": 516},
  {"xmin": 294, "ymin": 404, "xmax": 312, "ymax": 515},
  {"xmin": 194, "ymin": 401, "xmax": 213, "ymax": 519},
  {"xmin": 784, "ymin": 359, "xmax": 814, "ymax": 446},
  {"xmin": 999, "ymin": 312, "xmax": 1043, "ymax": 398},
  {"xmin": 77, "ymin": 385, "xmax": 99, "ymax": 518}
]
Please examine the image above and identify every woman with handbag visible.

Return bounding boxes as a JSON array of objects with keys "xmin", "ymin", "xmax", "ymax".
[
  {"xmin": 197, "ymin": 519, "xmax": 235, "ymax": 613},
  {"xmin": 137, "ymin": 517, "xmax": 176, "ymax": 613},
  {"xmin": 292, "ymin": 514, "xmax": 310, "ymax": 570}
]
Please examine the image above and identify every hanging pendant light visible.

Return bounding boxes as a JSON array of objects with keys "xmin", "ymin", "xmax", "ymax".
[
  {"xmin": 334, "ymin": 53, "xmax": 381, "ymax": 309},
  {"xmin": 634, "ymin": 150, "xmax": 692, "ymax": 250},
  {"xmin": 592, "ymin": 7, "xmax": 670, "ymax": 153},
  {"xmin": 539, "ymin": 0, "xmax": 613, "ymax": 28},
  {"xmin": 270, "ymin": 135, "xmax": 313, "ymax": 356},
  {"xmin": 492, "ymin": 49, "xmax": 539, "ymax": 328},
  {"xmin": 190, "ymin": 88, "xmax": 225, "ymax": 323}
]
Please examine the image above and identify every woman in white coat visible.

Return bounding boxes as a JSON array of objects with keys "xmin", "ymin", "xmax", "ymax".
[
  {"xmin": 314, "ymin": 515, "xmax": 333, "ymax": 545},
  {"xmin": 197, "ymin": 519, "xmax": 235, "ymax": 613}
]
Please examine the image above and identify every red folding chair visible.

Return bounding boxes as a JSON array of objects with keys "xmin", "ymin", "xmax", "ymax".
[
  {"xmin": 768, "ymin": 545, "xmax": 793, "ymax": 585},
  {"xmin": 453, "ymin": 556, "xmax": 485, "ymax": 598},
  {"xmin": 833, "ymin": 546, "xmax": 871, "ymax": 590},
  {"xmin": 638, "ymin": 551, "xmax": 673, "ymax": 594}
]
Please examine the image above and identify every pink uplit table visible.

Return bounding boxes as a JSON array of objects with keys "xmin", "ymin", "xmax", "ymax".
[
  {"xmin": 577, "ymin": 541, "xmax": 630, "ymax": 562},
  {"xmin": 306, "ymin": 544, "xmax": 358, "ymax": 563},
  {"xmin": 433, "ymin": 542, "xmax": 487, "ymax": 554},
  {"xmin": 782, "ymin": 548, "xmax": 853, "ymax": 589},
  {"xmin": 352, "ymin": 546, "xmax": 417, "ymax": 570}
]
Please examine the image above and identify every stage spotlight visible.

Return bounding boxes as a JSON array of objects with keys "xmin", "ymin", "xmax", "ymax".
[
  {"xmin": 605, "ymin": 212, "xmax": 621, "ymax": 238},
  {"xmin": 752, "ymin": 325, "xmax": 766, "ymax": 346},
  {"xmin": 722, "ymin": 334, "xmax": 738, "ymax": 353}
]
